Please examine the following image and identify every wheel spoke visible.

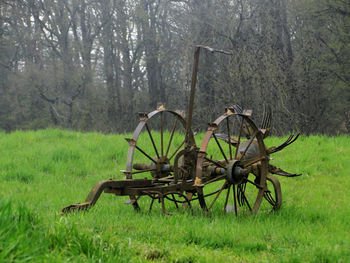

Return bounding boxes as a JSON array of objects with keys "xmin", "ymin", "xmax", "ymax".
[
  {"xmin": 168, "ymin": 139, "xmax": 185, "ymax": 161},
  {"xmin": 226, "ymin": 118, "xmax": 233, "ymax": 160},
  {"xmin": 237, "ymin": 183, "xmax": 244, "ymax": 206},
  {"xmin": 165, "ymin": 117, "xmax": 179, "ymax": 157},
  {"xmin": 232, "ymin": 184, "xmax": 238, "ymax": 216},
  {"xmin": 160, "ymin": 112, "xmax": 164, "ymax": 157},
  {"xmin": 235, "ymin": 117, "xmax": 245, "ymax": 159},
  {"xmin": 240, "ymin": 155, "xmax": 265, "ymax": 167},
  {"xmin": 135, "ymin": 145, "xmax": 157, "ymax": 163},
  {"xmin": 223, "ymin": 184, "xmax": 231, "ymax": 212},
  {"xmin": 145, "ymin": 123, "xmax": 160, "ymax": 159},
  {"xmin": 208, "ymin": 182, "xmax": 227, "ymax": 210},
  {"xmin": 204, "ymin": 156, "xmax": 226, "ymax": 169},
  {"xmin": 203, "ymin": 175, "xmax": 226, "ymax": 185},
  {"xmin": 238, "ymin": 130, "xmax": 258, "ymax": 161},
  {"xmin": 242, "ymin": 192, "xmax": 252, "ymax": 211},
  {"xmin": 245, "ymin": 178, "xmax": 263, "ymax": 189},
  {"xmin": 213, "ymin": 133, "xmax": 228, "ymax": 163}
]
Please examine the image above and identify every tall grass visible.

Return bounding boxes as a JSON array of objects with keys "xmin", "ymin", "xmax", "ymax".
[
  {"xmin": 0, "ymin": 129, "xmax": 349, "ymax": 262},
  {"xmin": 0, "ymin": 199, "xmax": 130, "ymax": 262}
]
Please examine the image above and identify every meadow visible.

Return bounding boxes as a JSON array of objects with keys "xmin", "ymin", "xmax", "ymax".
[{"xmin": 0, "ymin": 129, "xmax": 349, "ymax": 262}]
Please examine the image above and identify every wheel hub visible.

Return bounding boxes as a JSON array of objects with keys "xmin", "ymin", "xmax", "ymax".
[
  {"xmin": 150, "ymin": 156, "xmax": 171, "ymax": 178},
  {"xmin": 227, "ymin": 160, "xmax": 249, "ymax": 184}
]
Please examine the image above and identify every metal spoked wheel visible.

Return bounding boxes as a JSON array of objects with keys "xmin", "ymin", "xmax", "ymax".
[
  {"xmin": 124, "ymin": 108, "xmax": 195, "ymax": 210},
  {"xmin": 195, "ymin": 109, "xmax": 270, "ymax": 215}
]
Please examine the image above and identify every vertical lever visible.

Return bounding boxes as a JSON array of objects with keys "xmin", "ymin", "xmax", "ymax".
[
  {"xmin": 185, "ymin": 46, "xmax": 201, "ymax": 146},
  {"xmin": 185, "ymin": 45, "xmax": 232, "ymax": 147}
]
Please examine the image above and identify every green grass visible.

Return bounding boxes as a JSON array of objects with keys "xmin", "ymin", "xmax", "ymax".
[{"xmin": 0, "ymin": 129, "xmax": 349, "ymax": 262}]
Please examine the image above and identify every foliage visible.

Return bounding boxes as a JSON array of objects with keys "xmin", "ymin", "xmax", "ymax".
[{"xmin": 0, "ymin": 0, "xmax": 349, "ymax": 134}]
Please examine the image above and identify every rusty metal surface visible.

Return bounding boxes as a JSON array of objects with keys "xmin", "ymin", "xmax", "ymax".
[{"xmin": 62, "ymin": 45, "xmax": 300, "ymax": 215}]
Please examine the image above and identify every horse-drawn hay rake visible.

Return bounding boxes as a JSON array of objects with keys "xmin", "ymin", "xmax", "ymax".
[{"xmin": 62, "ymin": 46, "xmax": 300, "ymax": 216}]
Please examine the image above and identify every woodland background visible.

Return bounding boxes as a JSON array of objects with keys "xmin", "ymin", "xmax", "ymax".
[{"xmin": 0, "ymin": 0, "xmax": 349, "ymax": 135}]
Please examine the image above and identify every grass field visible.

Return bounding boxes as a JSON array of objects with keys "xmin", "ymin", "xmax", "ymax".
[{"xmin": 0, "ymin": 129, "xmax": 349, "ymax": 262}]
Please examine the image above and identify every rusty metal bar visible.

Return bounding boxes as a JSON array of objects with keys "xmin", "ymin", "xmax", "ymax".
[
  {"xmin": 135, "ymin": 145, "xmax": 157, "ymax": 164},
  {"xmin": 203, "ymin": 156, "xmax": 226, "ymax": 169},
  {"xmin": 226, "ymin": 118, "xmax": 233, "ymax": 160},
  {"xmin": 160, "ymin": 111, "xmax": 164, "ymax": 157},
  {"xmin": 168, "ymin": 139, "xmax": 186, "ymax": 161},
  {"xmin": 235, "ymin": 118, "xmax": 245, "ymax": 159},
  {"xmin": 238, "ymin": 130, "xmax": 258, "ymax": 160},
  {"xmin": 165, "ymin": 117, "xmax": 179, "ymax": 157},
  {"xmin": 208, "ymin": 182, "xmax": 227, "ymax": 210},
  {"xmin": 185, "ymin": 46, "xmax": 200, "ymax": 145},
  {"xmin": 145, "ymin": 123, "xmax": 160, "ymax": 159},
  {"xmin": 213, "ymin": 133, "xmax": 228, "ymax": 163}
]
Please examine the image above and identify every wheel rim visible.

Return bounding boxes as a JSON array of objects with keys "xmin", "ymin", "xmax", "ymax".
[{"xmin": 125, "ymin": 109, "xmax": 194, "ymax": 179}]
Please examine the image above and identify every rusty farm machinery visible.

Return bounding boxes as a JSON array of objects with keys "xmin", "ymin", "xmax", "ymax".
[{"xmin": 62, "ymin": 46, "xmax": 300, "ymax": 216}]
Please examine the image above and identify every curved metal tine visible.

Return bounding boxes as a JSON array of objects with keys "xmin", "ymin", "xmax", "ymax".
[
  {"xmin": 149, "ymin": 195, "xmax": 155, "ymax": 212},
  {"xmin": 185, "ymin": 197, "xmax": 193, "ymax": 212},
  {"xmin": 237, "ymin": 184, "xmax": 243, "ymax": 206},
  {"xmin": 208, "ymin": 182, "xmax": 227, "ymax": 210},
  {"xmin": 240, "ymin": 183, "xmax": 252, "ymax": 211},
  {"xmin": 168, "ymin": 139, "xmax": 185, "ymax": 161},
  {"xmin": 265, "ymin": 190, "xmax": 275, "ymax": 204},
  {"xmin": 171, "ymin": 193, "xmax": 179, "ymax": 208},
  {"xmin": 204, "ymin": 156, "xmax": 226, "ymax": 169},
  {"xmin": 267, "ymin": 192, "xmax": 275, "ymax": 204},
  {"xmin": 213, "ymin": 133, "xmax": 228, "ymax": 163},
  {"xmin": 160, "ymin": 111, "xmax": 164, "ymax": 157},
  {"xmin": 161, "ymin": 196, "xmax": 172, "ymax": 215},
  {"xmin": 264, "ymin": 192, "xmax": 275, "ymax": 206},
  {"xmin": 238, "ymin": 130, "xmax": 258, "ymax": 161},
  {"xmin": 165, "ymin": 116, "xmax": 179, "ymax": 157},
  {"xmin": 242, "ymin": 182, "xmax": 247, "ymax": 198},
  {"xmin": 145, "ymin": 123, "xmax": 160, "ymax": 159},
  {"xmin": 185, "ymin": 192, "xmax": 193, "ymax": 205},
  {"xmin": 269, "ymin": 191, "xmax": 276, "ymax": 203},
  {"xmin": 167, "ymin": 192, "xmax": 193, "ymax": 212},
  {"xmin": 238, "ymin": 183, "xmax": 247, "ymax": 206},
  {"xmin": 260, "ymin": 105, "xmax": 271, "ymax": 129},
  {"xmin": 226, "ymin": 117, "xmax": 233, "ymax": 160},
  {"xmin": 135, "ymin": 145, "xmax": 157, "ymax": 163},
  {"xmin": 165, "ymin": 194, "xmax": 186, "ymax": 204},
  {"xmin": 223, "ymin": 184, "xmax": 231, "ymax": 212},
  {"xmin": 245, "ymin": 178, "xmax": 263, "ymax": 190},
  {"xmin": 234, "ymin": 116, "xmax": 245, "ymax": 159},
  {"xmin": 233, "ymin": 184, "xmax": 238, "ymax": 216},
  {"xmin": 274, "ymin": 134, "xmax": 300, "ymax": 152}
]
